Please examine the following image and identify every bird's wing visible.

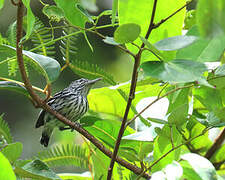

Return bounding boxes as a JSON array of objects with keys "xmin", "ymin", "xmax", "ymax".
[{"xmin": 35, "ymin": 110, "xmax": 46, "ymax": 128}]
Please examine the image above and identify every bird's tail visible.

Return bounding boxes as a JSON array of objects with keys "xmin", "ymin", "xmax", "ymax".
[
  {"xmin": 40, "ymin": 127, "xmax": 53, "ymax": 147},
  {"xmin": 36, "ymin": 110, "xmax": 46, "ymax": 128}
]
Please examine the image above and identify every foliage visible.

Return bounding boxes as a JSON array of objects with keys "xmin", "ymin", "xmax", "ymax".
[{"xmin": 0, "ymin": 0, "xmax": 225, "ymax": 179}]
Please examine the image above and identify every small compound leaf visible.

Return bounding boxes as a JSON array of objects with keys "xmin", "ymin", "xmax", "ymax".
[
  {"xmin": 0, "ymin": 114, "xmax": 13, "ymax": 144},
  {"xmin": 1, "ymin": 142, "xmax": 23, "ymax": 163},
  {"xmin": 154, "ymin": 35, "xmax": 198, "ymax": 51},
  {"xmin": 0, "ymin": 81, "xmax": 30, "ymax": 99},
  {"xmin": 181, "ymin": 153, "xmax": 217, "ymax": 180},
  {"xmin": 141, "ymin": 59, "xmax": 207, "ymax": 83},
  {"xmin": 114, "ymin": 23, "xmax": 141, "ymax": 43},
  {"xmin": 0, "ymin": 152, "xmax": 16, "ymax": 180}
]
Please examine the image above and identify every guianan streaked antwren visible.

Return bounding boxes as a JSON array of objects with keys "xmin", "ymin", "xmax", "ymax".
[{"xmin": 35, "ymin": 78, "xmax": 102, "ymax": 147}]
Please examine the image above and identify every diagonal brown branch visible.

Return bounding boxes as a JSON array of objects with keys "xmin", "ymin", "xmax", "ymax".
[
  {"xmin": 14, "ymin": 0, "xmax": 150, "ymax": 179},
  {"xmin": 107, "ymin": 0, "xmax": 159, "ymax": 179},
  {"xmin": 205, "ymin": 127, "xmax": 225, "ymax": 160}
]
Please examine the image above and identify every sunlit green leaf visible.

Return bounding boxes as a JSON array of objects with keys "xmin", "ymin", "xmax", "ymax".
[
  {"xmin": 176, "ymin": 26, "xmax": 225, "ymax": 62},
  {"xmin": 0, "ymin": 152, "xmax": 16, "ymax": 180},
  {"xmin": 118, "ymin": 0, "xmax": 186, "ymax": 62},
  {"xmin": 196, "ymin": 0, "xmax": 225, "ymax": 37},
  {"xmin": 1, "ymin": 142, "xmax": 23, "ymax": 163},
  {"xmin": 181, "ymin": 153, "xmax": 217, "ymax": 180},
  {"xmin": 114, "ymin": 23, "xmax": 141, "ymax": 44},
  {"xmin": 0, "ymin": 0, "xmax": 4, "ymax": 10},
  {"xmin": 53, "ymin": 0, "xmax": 88, "ymax": 27}
]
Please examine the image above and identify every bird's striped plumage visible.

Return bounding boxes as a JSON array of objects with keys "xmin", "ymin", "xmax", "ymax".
[{"xmin": 36, "ymin": 78, "xmax": 101, "ymax": 147}]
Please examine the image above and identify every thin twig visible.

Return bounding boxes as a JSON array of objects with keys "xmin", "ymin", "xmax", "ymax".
[
  {"xmin": 15, "ymin": 1, "xmax": 150, "ymax": 178},
  {"xmin": 205, "ymin": 127, "xmax": 225, "ymax": 160},
  {"xmin": 107, "ymin": 1, "xmax": 159, "ymax": 179},
  {"xmin": 153, "ymin": 0, "xmax": 193, "ymax": 29},
  {"xmin": 126, "ymin": 84, "xmax": 194, "ymax": 127}
]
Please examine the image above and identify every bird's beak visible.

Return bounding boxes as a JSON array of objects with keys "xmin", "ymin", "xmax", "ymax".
[{"xmin": 88, "ymin": 78, "xmax": 102, "ymax": 84}]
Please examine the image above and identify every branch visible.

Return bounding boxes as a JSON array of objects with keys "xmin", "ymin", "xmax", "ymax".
[
  {"xmin": 153, "ymin": 0, "xmax": 193, "ymax": 29},
  {"xmin": 205, "ymin": 127, "xmax": 225, "ymax": 160},
  {"xmin": 107, "ymin": 1, "xmax": 159, "ymax": 179},
  {"xmin": 15, "ymin": 1, "xmax": 150, "ymax": 179}
]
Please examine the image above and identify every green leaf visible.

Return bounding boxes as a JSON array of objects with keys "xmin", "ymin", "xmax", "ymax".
[
  {"xmin": 0, "ymin": 81, "xmax": 30, "ymax": 99},
  {"xmin": 139, "ymin": 36, "xmax": 165, "ymax": 61},
  {"xmin": 114, "ymin": 23, "xmax": 141, "ymax": 43},
  {"xmin": 22, "ymin": 0, "xmax": 35, "ymax": 39},
  {"xmin": 0, "ymin": 0, "xmax": 4, "ymax": 10},
  {"xmin": 88, "ymin": 82, "xmax": 163, "ymax": 119},
  {"xmin": 37, "ymin": 144, "xmax": 88, "ymax": 168},
  {"xmin": 196, "ymin": 0, "xmax": 225, "ymax": 37},
  {"xmin": 0, "ymin": 152, "xmax": 16, "ymax": 180},
  {"xmin": 75, "ymin": 3, "xmax": 94, "ymax": 23},
  {"xmin": 58, "ymin": 173, "xmax": 91, "ymax": 180},
  {"xmin": 42, "ymin": 5, "xmax": 65, "ymax": 22},
  {"xmin": 53, "ymin": 0, "xmax": 88, "ymax": 27},
  {"xmin": 0, "ymin": 45, "xmax": 61, "ymax": 83},
  {"xmin": 154, "ymin": 35, "xmax": 198, "ymax": 51},
  {"xmin": 1, "ymin": 142, "xmax": 23, "ymax": 163},
  {"xmin": 0, "ymin": 114, "xmax": 13, "ymax": 143},
  {"xmin": 168, "ymin": 104, "xmax": 188, "ymax": 127},
  {"xmin": 112, "ymin": 0, "xmax": 118, "ymax": 25},
  {"xmin": 193, "ymin": 86, "xmax": 223, "ymax": 112},
  {"xmin": 14, "ymin": 159, "xmax": 60, "ymax": 180},
  {"xmin": 181, "ymin": 153, "xmax": 217, "ymax": 180},
  {"xmin": 176, "ymin": 26, "xmax": 225, "ymax": 62},
  {"xmin": 152, "ymin": 125, "xmax": 182, "ymax": 172},
  {"xmin": 118, "ymin": 0, "xmax": 186, "ymax": 62},
  {"xmin": 141, "ymin": 59, "xmax": 207, "ymax": 83},
  {"xmin": 180, "ymin": 160, "xmax": 202, "ymax": 180}
]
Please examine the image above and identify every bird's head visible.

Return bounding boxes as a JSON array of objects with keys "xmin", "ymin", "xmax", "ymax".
[{"xmin": 69, "ymin": 78, "xmax": 102, "ymax": 96}]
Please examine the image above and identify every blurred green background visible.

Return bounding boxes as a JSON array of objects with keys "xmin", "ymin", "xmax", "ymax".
[{"xmin": 0, "ymin": 0, "xmax": 133, "ymax": 165}]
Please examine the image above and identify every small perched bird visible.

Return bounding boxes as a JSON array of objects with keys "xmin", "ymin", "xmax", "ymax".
[{"xmin": 35, "ymin": 78, "xmax": 101, "ymax": 147}]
